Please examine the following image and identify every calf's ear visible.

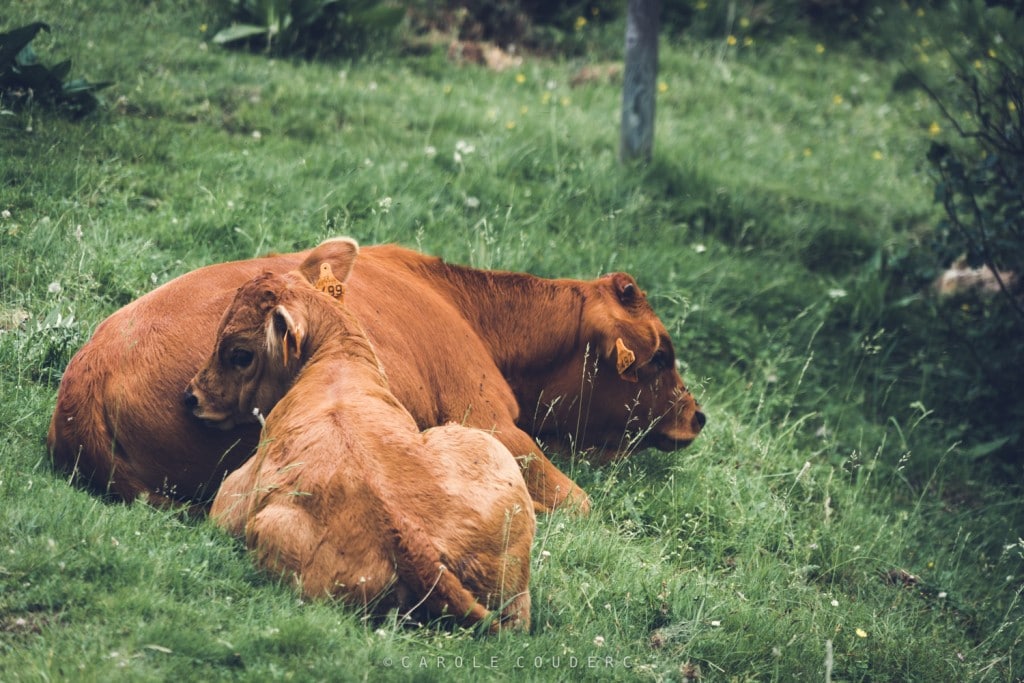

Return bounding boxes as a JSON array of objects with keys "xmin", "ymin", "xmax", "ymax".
[
  {"xmin": 268, "ymin": 305, "xmax": 304, "ymax": 367},
  {"xmin": 297, "ymin": 237, "xmax": 359, "ymax": 287}
]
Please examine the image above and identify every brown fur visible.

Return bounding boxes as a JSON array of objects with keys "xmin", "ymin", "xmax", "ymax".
[
  {"xmin": 196, "ymin": 241, "xmax": 532, "ymax": 630},
  {"xmin": 48, "ymin": 239, "xmax": 704, "ymax": 512}
]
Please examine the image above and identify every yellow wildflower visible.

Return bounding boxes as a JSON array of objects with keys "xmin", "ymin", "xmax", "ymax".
[
  {"xmin": 1010, "ymin": 101, "xmax": 1018, "ymax": 112},
  {"xmin": 803, "ymin": 147, "xmax": 813, "ymax": 157},
  {"xmin": 696, "ymin": 1, "xmax": 707, "ymax": 9},
  {"xmin": 989, "ymin": 48, "xmax": 997, "ymax": 59},
  {"xmin": 855, "ymin": 628, "xmax": 868, "ymax": 638},
  {"xmin": 506, "ymin": 120, "xmax": 517, "ymax": 130},
  {"xmin": 575, "ymin": 16, "xmax": 587, "ymax": 31},
  {"xmin": 833, "ymin": 94, "xmax": 843, "ymax": 105},
  {"xmin": 199, "ymin": 23, "xmax": 208, "ymax": 33},
  {"xmin": 816, "ymin": 43, "xmax": 825, "ymax": 54},
  {"xmin": 740, "ymin": 17, "xmax": 750, "ymax": 28},
  {"xmin": 743, "ymin": 36, "xmax": 754, "ymax": 47},
  {"xmin": 872, "ymin": 150, "xmax": 884, "ymax": 161},
  {"xmin": 515, "ymin": 73, "xmax": 526, "ymax": 84},
  {"xmin": 727, "ymin": 35, "xmax": 737, "ymax": 46},
  {"xmin": 560, "ymin": 96, "xmax": 571, "ymax": 107},
  {"xmin": 974, "ymin": 59, "xmax": 983, "ymax": 69},
  {"xmin": 658, "ymin": 81, "xmax": 668, "ymax": 94},
  {"xmin": 929, "ymin": 121, "xmax": 941, "ymax": 136}
]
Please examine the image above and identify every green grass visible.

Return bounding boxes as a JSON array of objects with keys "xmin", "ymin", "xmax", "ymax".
[{"xmin": 2, "ymin": 2, "xmax": 1022, "ymax": 681}]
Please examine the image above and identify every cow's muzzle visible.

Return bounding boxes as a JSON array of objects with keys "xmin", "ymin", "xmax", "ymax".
[
  {"xmin": 183, "ymin": 388, "xmax": 236, "ymax": 430},
  {"xmin": 650, "ymin": 409, "xmax": 706, "ymax": 452}
]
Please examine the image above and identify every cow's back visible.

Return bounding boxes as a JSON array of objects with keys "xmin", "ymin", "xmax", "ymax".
[
  {"xmin": 345, "ymin": 247, "xmax": 521, "ymax": 432},
  {"xmin": 48, "ymin": 253, "xmax": 306, "ymax": 502}
]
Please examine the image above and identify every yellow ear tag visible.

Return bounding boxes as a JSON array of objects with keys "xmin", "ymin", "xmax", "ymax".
[
  {"xmin": 615, "ymin": 337, "xmax": 637, "ymax": 379},
  {"xmin": 315, "ymin": 262, "xmax": 345, "ymax": 302}
]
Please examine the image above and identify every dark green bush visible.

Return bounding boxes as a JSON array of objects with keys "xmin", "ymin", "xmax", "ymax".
[
  {"xmin": 0, "ymin": 22, "xmax": 111, "ymax": 118},
  {"xmin": 212, "ymin": 0, "xmax": 405, "ymax": 59},
  {"xmin": 919, "ymin": 1, "xmax": 1023, "ymax": 463}
]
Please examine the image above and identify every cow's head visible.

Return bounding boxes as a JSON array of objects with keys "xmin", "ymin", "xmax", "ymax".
[
  {"xmin": 183, "ymin": 237, "xmax": 358, "ymax": 429},
  {"xmin": 535, "ymin": 273, "xmax": 705, "ymax": 464}
]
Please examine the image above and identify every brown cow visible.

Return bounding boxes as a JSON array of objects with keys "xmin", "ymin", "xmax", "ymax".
[
  {"xmin": 49, "ymin": 239, "xmax": 704, "ymax": 512},
  {"xmin": 191, "ymin": 239, "xmax": 533, "ymax": 630}
]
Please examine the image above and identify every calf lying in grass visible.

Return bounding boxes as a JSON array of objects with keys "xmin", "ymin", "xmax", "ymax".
[{"xmin": 186, "ymin": 238, "xmax": 534, "ymax": 631}]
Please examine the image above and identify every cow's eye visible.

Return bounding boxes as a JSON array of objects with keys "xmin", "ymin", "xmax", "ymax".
[
  {"xmin": 229, "ymin": 348, "xmax": 254, "ymax": 369},
  {"xmin": 650, "ymin": 350, "xmax": 672, "ymax": 371}
]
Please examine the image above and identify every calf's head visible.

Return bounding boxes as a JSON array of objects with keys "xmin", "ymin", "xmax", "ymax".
[
  {"xmin": 540, "ymin": 273, "xmax": 705, "ymax": 463},
  {"xmin": 184, "ymin": 238, "xmax": 358, "ymax": 429}
]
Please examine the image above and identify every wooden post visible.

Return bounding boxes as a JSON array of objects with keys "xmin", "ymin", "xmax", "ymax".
[{"xmin": 620, "ymin": 0, "xmax": 661, "ymax": 163}]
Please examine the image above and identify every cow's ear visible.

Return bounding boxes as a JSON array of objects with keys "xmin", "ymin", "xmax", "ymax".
[
  {"xmin": 297, "ymin": 237, "xmax": 359, "ymax": 287},
  {"xmin": 268, "ymin": 304, "xmax": 304, "ymax": 367},
  {"xmin": 615, "ymin": 337, "xmax": 639, "ymax": 382},
  {"xmin": 610, "ymin": 273, "xmax": 642, "ymax": 305}
]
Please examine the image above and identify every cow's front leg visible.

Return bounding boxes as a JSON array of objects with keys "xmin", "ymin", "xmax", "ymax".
[{"xmin": 503, "ymin": 429, "xmax": 589, "ymax": 514}]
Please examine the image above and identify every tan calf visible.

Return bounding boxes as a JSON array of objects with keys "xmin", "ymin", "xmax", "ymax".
[{"xmin": 190, "ymin": 239, "xmax": 534, "ymax": 630}]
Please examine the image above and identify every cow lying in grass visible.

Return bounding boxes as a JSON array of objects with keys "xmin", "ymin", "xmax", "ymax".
[
  {"xmin": 190, "ymin": 239, "xmax": 534, "ymax": 630},
  {"xmin": 49, "ymin": 238, "xmax": 705, "ymax": 512}
]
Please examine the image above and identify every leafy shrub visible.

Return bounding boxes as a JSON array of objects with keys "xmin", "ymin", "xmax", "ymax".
[
  {"xmin": 212, "ymin": 0, "xmax": 405, "ymax": 59},
  {"xmin": 921, "ymin": 1, "xmax": 1024, "ymax": 462},
  {"xmin": 0, "ymin": 22, "xmax": 111, "ymax": 118}
]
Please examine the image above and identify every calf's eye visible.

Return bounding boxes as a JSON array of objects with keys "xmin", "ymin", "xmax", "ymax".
[{"xmin": 230, "ymin": 348, "xmax": 254, "ymax": 369}]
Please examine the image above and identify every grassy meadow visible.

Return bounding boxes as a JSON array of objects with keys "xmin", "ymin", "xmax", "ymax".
[{"xmin": 2, "ymin": 1, "xmax": 1022, "ymax": 680}]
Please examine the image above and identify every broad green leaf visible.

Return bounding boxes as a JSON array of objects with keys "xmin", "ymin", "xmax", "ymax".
[
  {"xmin": 0, "ymin": 22, "xmax": 50, "ymax": 71},
  {"xmin": 63, "ymin": 77, "xmax": 114, "ymax": 94},
  {"xmin": 50, "ymin": 59, "xmax": 72, "ymax": 82},
  {"xmin": 964, "ymin": 435, "xmax": 1012, "ymax": 460},
  {"xmin": 212, "ymin": 24, "xmax": 270, "ymax": 45}
]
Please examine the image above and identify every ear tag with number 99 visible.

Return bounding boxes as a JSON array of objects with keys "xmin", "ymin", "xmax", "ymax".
[{"xmin": 315, "ymin": 262, "xmax": 345, "ymax": 301}]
